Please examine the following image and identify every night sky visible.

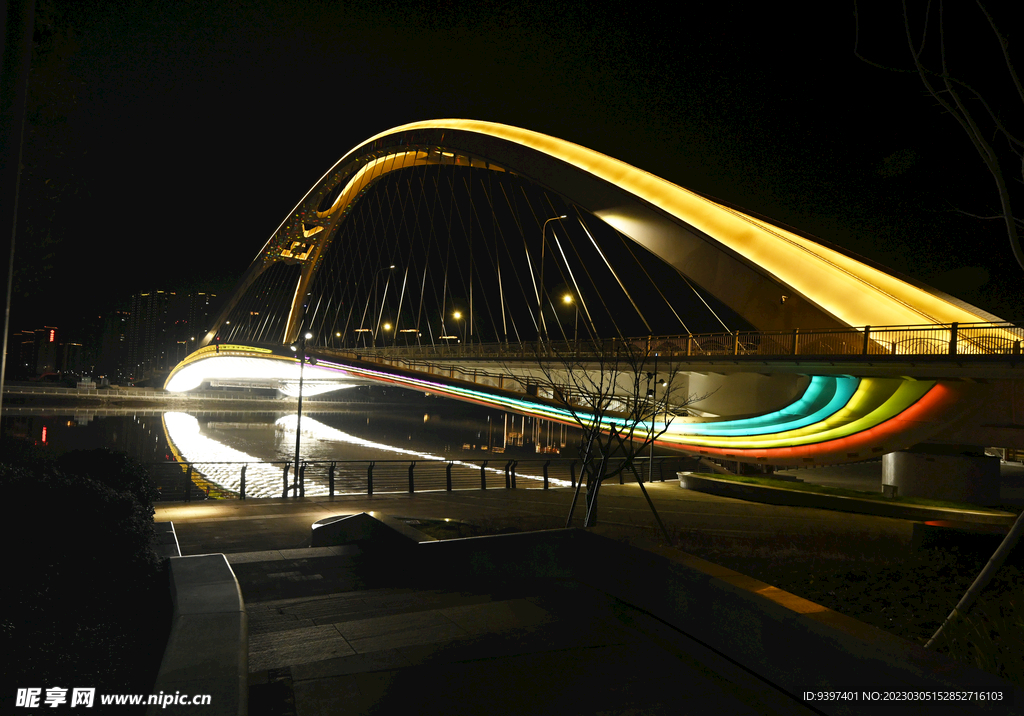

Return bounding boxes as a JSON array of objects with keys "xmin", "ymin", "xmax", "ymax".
[{"xmin": 12, "ymin": 0, "xmax": 1023, "ymax": 339}]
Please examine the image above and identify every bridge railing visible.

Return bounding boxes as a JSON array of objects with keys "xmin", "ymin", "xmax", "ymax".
[
  {"xmin": 147, "ymin": 456, "xmax": 697, "ymax": 501},
  {"xmin": 338, "ymin": 321, "xmax": 1023, "ymax": 361}
]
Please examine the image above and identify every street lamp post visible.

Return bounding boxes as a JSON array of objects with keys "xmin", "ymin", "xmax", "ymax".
[
  {"xmin": 645, "ymin": 370, "xmax": 667, "ymax": 482},
  {"xmin": 290, "ymin": 331, "xmax": 314, "ymax": 495},
  {"xmin": 538, "ymin": 215, "xmax": 567, "ymax": 344}
]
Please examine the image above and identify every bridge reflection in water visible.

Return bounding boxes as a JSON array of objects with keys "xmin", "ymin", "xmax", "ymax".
[{"xmin": 160, "ymin": 411, "xmax": 579, "ymax": 498}]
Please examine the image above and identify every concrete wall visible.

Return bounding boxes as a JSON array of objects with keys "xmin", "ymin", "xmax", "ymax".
[
  {"xmin": 148, "ymin": 554, "xmax": 247, "ymax": 716},
  {"xmin": 883, "ymin": 449, "xmax": 1001, "ymax": 504},
  {"xmin": 686, "ymin": 372, "xmax": 809, "ymax": 417}
]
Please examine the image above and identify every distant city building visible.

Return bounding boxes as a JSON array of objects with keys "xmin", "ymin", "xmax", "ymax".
[
  {"xmin": 125, "ymin": 290, "xmax": 218, "ymax": 381},
  {"xmin": 34, "ymin": 326, "xmax": 59, "ymax": 375},
  {"xmin": 99, "ymin": 309, "xmax": 130, "ymax": 379},
  {"xmin": 10, "ymin": 328, "xmax": 35, "ymax": 376},
  {"xmin": 61, "ymin": 342, "xmax": 84, "ymax": 374},
  {"xmin": 5, "ymin": 326, "xmax": 59, "ymax": 378}
]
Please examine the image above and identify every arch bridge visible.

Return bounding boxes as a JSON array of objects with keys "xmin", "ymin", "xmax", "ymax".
[{"xmin": 166, "ymin": 120, "xmax": 1024, "ymax": 501}]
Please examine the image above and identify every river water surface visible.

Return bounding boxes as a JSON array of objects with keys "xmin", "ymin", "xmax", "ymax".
[{"xmin": 2, "ymin": 389, "xmax": 588, "ymax": 497}]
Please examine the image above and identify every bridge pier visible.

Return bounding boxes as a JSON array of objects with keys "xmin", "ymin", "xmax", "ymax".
[{"xmin": 882, "ymin": 444, "xmax": 1000, "ymax": 504}]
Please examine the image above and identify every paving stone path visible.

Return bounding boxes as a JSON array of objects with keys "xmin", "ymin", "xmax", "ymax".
[{"xmin": 233, "ymin": 546, "xmax": 816, "ymax": 716}]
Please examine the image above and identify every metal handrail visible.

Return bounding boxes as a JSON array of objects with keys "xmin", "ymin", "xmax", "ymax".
[
  {"xmin": 146, "ymin": 455, "xmax": 693, "ymax": 501},
  {"xmin": 334, "ymin": 320, "xmax": 1023, "ymax": 363}
]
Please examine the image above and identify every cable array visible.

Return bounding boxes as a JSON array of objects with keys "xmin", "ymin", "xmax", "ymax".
[{"xmin": 225, "ymin": 162, "xmax": 746, "ymax": 349}]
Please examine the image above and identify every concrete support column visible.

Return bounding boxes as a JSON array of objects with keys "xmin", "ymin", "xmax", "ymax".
[{"xmin": 883, "ymin": 445, "xmax": 999, "ymax": 504}]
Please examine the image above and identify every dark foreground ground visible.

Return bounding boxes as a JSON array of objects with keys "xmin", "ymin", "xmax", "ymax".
[{"xmin": 157, "ymin": 481, "xmax": 1024, "ymax": 689}]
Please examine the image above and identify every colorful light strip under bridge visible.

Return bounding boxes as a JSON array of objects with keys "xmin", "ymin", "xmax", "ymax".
[{"xmin": 166, "ymin": 348, "xmax": 975, "ymax": 467}]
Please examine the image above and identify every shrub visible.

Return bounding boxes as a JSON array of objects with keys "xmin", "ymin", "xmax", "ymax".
[{"xmin": 0, "ymin": 456, "xmax": 167, "ymax": 706}]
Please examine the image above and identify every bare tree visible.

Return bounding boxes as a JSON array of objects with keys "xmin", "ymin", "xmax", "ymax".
[
  {"xmin": 854, "ymin": 1, "xmax": 1024, "ymax": 272},
  {"xmin": 513, "ymin": 339, "xmax": 711, "ymax": 540},
  {"xmin": 855, "ymin": 4, "xmax": 1024, "ymax": 650}
]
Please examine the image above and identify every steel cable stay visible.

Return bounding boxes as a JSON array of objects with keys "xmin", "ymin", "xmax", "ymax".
[
  {"xmin": 484, "ymin": 170, "xmax": 510, "ymax": 342},
  {"xmin": 497, "ymin": 177, "xmax": 545, "ymax": 343},
  {"xmin": 609, "ymin": 223, "xmax": 692, "ymax": 335},
  {"xmin": 575, "ymin": 212, "xmax": 650, "ymax": 338},
  {"xmin": 462, "ymin": 175, "xmax": 507, "ymax": 344},
  {"xmin": 409, "ymin": 173, "xmax": 440, "ymax": 345},
  {"xmin": 345, "ymin": 215, "xmax": 378, "ymax": 347},
  {"xmin": 438, "ymin": 171, "xmax": 456, "ymax": 342},
  {"xmin": 323, "ymin": 218, "xmax": 366, "ymax": 347},
  {"xmin": 550, "ymin": 215, "xmax": 597, "ymax": 345},
  {"xmin": 554, "ymin": 211, "xmax": 626, "ymax": 342},
  {"xmin": 493, "ymin": 181, "xmax": 534, "ymax": 343},
  {"xmin": 369, "ymin": 181, "xmax": 401, "ymax": 343},
  {"xmin": 441, "ymin": 172, "xmax": 479, "ymax": 343},
  {"xmin": 420, "ymin": 171, "xmax": 449, "ymax": 349},
  {"xmin": 352, "ymin": 210, "xmax": 384, "ymax": 340},
  {"xmin": 227, "ymin": 158, "xmax": 761, "ymax": 353},
  {"xmin": 384, "ymin": 180, "xmax": 418, "ymax": 345},
  {"xmin": 517, "ymin": 184, "xmax": 544, "ymax": 337},
  {"xmin": 407, "ymin": 175, "xmax": 436, "ymax": 345}
]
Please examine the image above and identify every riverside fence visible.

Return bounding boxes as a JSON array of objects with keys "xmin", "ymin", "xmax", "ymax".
[{"xmin": 149, "ymin": 455, "xmax": 699, "ymax": 501}]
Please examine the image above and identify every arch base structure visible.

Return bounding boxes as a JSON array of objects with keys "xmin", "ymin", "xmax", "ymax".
[{"xmin": 883, "ymin": 447, "xmax": 1001, "ymax": 504}]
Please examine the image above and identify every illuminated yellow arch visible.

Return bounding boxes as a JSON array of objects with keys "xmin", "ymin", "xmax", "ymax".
[{"xmin": 205, "ymin": 119, "xmax": 1001, "ymax": 347}]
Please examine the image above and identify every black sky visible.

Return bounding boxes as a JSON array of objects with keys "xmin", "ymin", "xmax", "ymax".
[{"xmin": 13, "ymin": 0, "xmax": 1023, "ymax": 337}]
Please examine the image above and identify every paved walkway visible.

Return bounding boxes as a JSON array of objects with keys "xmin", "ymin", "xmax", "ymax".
[
  {"xmin": 155, "ymin": 482, "xmax": 920, "ymax": 559},
  {"xmin": 233, "ymin": 542, "xmax": 818, "ymax": 715},
  {"xmin": 156, "ymin": 484, "xmax": 1019, "ymax": 715},
  {"xmin": 157, "ymin": 486, "xmax": 905, "ymax": 716}
]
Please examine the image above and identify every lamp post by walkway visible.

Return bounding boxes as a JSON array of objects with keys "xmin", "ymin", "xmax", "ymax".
[
  {"xmin": 645, "ymin": 370, "xmax": 666, "ymax": 482},
  {"xmin": 290, "ymin": 331, "xmax": 314, "ymax": 495},
  {"xmin": 538, "ymin": 215, "xmax": 566, "ymax": 344}
]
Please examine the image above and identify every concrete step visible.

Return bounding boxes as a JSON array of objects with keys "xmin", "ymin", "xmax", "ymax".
[{"xmin": 247, "ymin": 590, "xmax": 553, "ymax": 672}]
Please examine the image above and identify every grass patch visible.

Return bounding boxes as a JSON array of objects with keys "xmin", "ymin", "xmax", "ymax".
[
  {"xmin": 687, "ymin": 472, "xmax": 1017, "ymax": 513},
  {"xmin": 654, "ymin": 523, "xmax": 1024, "ymax": 686},
  {"xmin": 933, "ymin": 599, "xmax": 1024, "ymax": 684},
  {"xmin": 402, "ymin": 506, "xmax": 1024, "ymax": 686}
]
